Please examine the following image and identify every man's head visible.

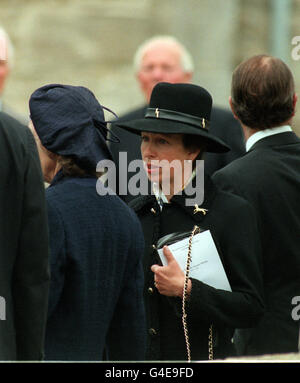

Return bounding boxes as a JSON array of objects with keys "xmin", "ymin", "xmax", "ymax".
[
  {"xmin": 230, "ymin": 54, "xmax": 297, "ymax": 130},
  {"xmin": 134, "ymin": 36, "xmax": 194, "ymax": 103},
  {"xmin": 0, "ymin": 27, "xmax": 13, "ymax": 95}
]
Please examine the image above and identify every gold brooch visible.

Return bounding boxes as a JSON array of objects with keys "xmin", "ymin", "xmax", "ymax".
[
  {"xmin": 193, "ymin": 204, "xmax": 208, "ymax": 215},
  {"xmin": 155, "ymin": 108, "xmax": 159, "ymax": 118}
]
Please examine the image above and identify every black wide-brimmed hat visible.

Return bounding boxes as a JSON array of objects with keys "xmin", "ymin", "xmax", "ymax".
[
  {"xmin": 29, "ymin": 84, "xmax": 114, "ymax": 170},
  {"xmin": 115, "ymin": 82, "xmax": 230, "ymax": 153}
]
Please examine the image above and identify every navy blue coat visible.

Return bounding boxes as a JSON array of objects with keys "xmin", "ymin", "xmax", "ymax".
[{"xmin": 44, "ymin": 172, "xmax": 146, "ymax": 361}]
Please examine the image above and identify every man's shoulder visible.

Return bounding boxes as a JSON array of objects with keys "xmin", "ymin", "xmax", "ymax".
[
  {"xmin": 212, "ymin": 146, "xmax": 281, "ymax": 199},
  {"xmin": 212, "ymin": 151, "xmax": 254, "ymax": 188},
  {"xmin": 1, "ymin": 103, "xmax": 29, "ymax": 126},
  {"xmin": 211, "ymin": 105, "xmax": 242, "ymax": 131},
  {"xmin": 0, "ymin": 111, "xmax": 27, "ymax": 130},
  {"xmin": 211, "ymin": 105, "xmax": 235, "ymax": 122},
  {"xmin": 213, "ymin": 182, "xmax": 257, "ymax": 216},
  {"xmin": 215, "ymin": 131, "xmax": 300, "ymax": 177},
  {"xmin": 0, "ymin": 111, "xmax": 32, "ymax": 152},
  {"xmin": 108, "ymin": 106, "xmax": 145, "ymax": 158},
  {"xmin": 218, "ymin": 146, "xmax": 265, "ymax": 172}
]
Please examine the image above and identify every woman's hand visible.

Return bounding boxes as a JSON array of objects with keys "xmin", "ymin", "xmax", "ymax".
[{"xmin": 151, "ymin": 246, "xmax": 192, "ymax": 297}]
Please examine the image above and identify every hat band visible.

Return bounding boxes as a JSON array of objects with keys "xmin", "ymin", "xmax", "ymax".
[{"xmin": 145, "ymin": 108, "xmax": 209, "ymax": 130}]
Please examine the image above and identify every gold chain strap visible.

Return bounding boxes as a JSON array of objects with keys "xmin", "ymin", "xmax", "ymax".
[
  {"xmin": 208, "ymin": 324, "xmax": 214, "ymax": 360},
  {"xmin": 182, "ymin": 225, "xmax": 214, "ymax": 362}
]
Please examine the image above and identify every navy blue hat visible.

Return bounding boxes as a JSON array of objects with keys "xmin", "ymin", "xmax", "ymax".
[{"xmin": 29, "ymin": 84, "xmax": 114, "ymax": 170}]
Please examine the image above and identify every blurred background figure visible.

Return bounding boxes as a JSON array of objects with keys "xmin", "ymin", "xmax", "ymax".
[
  {"xmin": 0, "ymin": 111, "xmax": 50, "ymax": 361},
  {"xmin": 29, "ymin": 84, "xmax": 146, "ymax": 361},
  {"xmin": 0, "ymin": 26, "xmax": 27, "ymax": 125},
  {"xmin": 109, "ymin": 35, "xmax": 245, "ymax": 203}
]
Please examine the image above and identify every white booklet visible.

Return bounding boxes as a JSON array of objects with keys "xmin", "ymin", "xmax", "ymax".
[{"xmin": 157, "ymin": 230, "xmax": 232, "ymax": 291}]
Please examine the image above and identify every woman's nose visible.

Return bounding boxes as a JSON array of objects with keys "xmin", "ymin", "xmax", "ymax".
[{"xmin": 141, "ymin": 141, "xmax": 156, "ymax": 160}]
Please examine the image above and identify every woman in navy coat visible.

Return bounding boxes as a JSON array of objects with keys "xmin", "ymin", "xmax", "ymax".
[{"xmin": 29, "ymin": 84, "xmax": 146, "ymax": 361}]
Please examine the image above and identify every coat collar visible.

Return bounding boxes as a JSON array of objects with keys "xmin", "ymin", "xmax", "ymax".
[
  {"xmin": 248, "ymin": 131, "xmax": 300, "ymax": 152},
  {"xmin": 49, "ymin": 169, "xmax": 65, "ymax": 186},
  {"xmin": 131, "ymin": 173, "xmax": 216, "ymax": 224},
  {"xmin": 246, "ymin": 125, "xmax": 292, "ymax": 151},
  {"xmin": 49, "ymin": 170, "xmax": 96, "ymax": 187}
]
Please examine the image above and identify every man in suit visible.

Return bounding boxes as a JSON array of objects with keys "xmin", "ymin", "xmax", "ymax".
[
  {"xmin": 108, "ymin": 35, "xmax": 245, "ymax": 203},
  {"xmin": 213, "ymin": 54, "xmax": 300, "ymax": 356},
  {"xmin": 0, "ymin": 26, "xmax": 28, "ymax": 124},
  {"xmin": 0, "ymin": 111, "xmax": 50, "ymax": 360}
]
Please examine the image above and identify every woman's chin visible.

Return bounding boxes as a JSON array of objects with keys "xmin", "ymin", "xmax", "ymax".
[
  {"xmin": 148, "ymin": 175, "xmax": 161, "ymax": 184},
  {"xmin": 145, "ymin": 168, "xmax": 160, "ymax": 183}
]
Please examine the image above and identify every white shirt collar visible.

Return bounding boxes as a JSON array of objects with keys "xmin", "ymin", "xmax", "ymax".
[
  {"xmin": 246, "ymin": 125, "xmax": 292, "ymax": 152},
  {"xmin": 152, "ymin": 182, "xmax": 169, "ymax": 210}
]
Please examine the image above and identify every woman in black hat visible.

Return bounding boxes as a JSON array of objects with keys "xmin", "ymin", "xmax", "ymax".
[
  {"xmin": 28, "ymin": 84, "xmax": 146, "ymax": 361},
  {"xmin": 115, "ymin": 82, "xmax": 265, "ymax": 361}
]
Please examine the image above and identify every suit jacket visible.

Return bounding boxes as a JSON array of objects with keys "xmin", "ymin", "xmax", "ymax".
[
  {"xmin": 109, "ymin": 104, "xmax": 245, "ymax": 203},
  {"xmin": 213, "ymin": 131, "xmax": 300, "ymax": 356},
  {"xmin": 44, "ymin": 172, "xmax": 146, "ymax": 361},
  {"xmin": 130, "ymin": 175, "xmax": 265, "ymax": 361},
  {"xmin": 0, "ymin": 112, "xmax": 50, "ymax": 360}
]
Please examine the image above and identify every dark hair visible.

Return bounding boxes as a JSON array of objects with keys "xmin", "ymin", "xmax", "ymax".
[
  {"xmin": 231, "ymin": 55, "xmax": 295, "ymax": 130},
  {"xmin": 57, "ymin": 156, "xmax": 103, "ymax": 178},
  {"xmin": 182, "ymin": 134, "xmax": 206, "ymax": 168}
]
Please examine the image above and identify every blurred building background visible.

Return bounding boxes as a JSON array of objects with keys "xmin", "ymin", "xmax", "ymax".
[{"xmin": 1, "ymin": 0, "xmax": 300, "ymax": 134}]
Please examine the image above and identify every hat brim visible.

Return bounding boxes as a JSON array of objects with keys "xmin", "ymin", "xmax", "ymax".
[{"xmin": 115, "ymin": 117, "xmax": 230, "ymax": 153}]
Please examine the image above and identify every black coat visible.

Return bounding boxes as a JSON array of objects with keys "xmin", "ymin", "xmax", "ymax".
[
  {"xmin": 109, "ymin": 105, "xmax": 245, "ymax": 203},
  {"xmin": 0, "ymin": 112, "xmax": 50, "ymax": 360},
  {"xmin": 129, "ymin": 175, "xmax": 265, "ymax": 361},
  {"xmin": 213, "ymin": 131, "xmax": 300, "ymax": 356}
]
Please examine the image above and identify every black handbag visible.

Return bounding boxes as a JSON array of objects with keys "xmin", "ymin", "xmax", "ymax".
[{"xmin": 157, "ymin": 230, "xmax": 193, "ymax": 249}]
